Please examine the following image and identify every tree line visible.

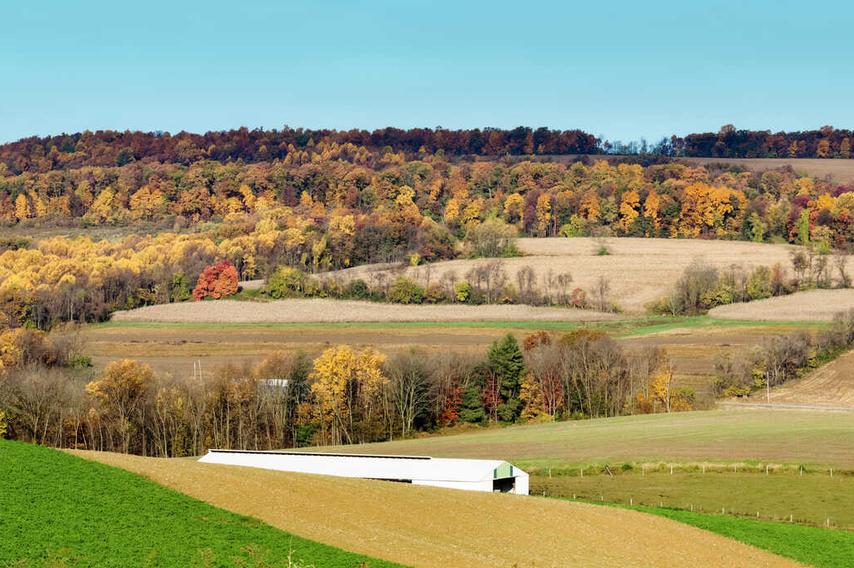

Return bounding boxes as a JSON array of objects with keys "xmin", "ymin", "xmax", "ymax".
[
  {"xmin": 0, "ymin": 331, "xmax": 683, "ymax": 456},
  {"xmin": 2, "ymin": 125, "xmax": 852, "ymax": 175}
]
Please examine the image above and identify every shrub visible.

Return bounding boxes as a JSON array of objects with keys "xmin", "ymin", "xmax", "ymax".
[
  {"xmin": 454, "ymin": 280, "xmax": 472, "ymax": 303},
  {"xmin": 388, "ymin": 276, "xmax": 425, "ymax": 304},
  {"xmin": 463, "ymin": 219, "xmax": 518, "ymax": 258},
  {"xmin": 347, "ymin": 279, "xmax": 370, "ymax": 300},
  {"xmin": 746, "ymin": 266, "xmax": 773, "ymax": 300},
  {"xmin": 267, "ymin": 267, "xmax": 309, "ymax": 299},
  {"xmin": 192, "ymin": 260, "xmax": 238, "ymax": 301},
  {"xmin": 423, "ymin": 284, "xmax": 448, "ymax": 304},
  {"xmin": 170, "ymin": 274, "xmax": 191, "ymax": 302}
]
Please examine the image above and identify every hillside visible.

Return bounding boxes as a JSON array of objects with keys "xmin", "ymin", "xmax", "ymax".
[
  {"xmin": 316, "ymin": 409, "xmax": 854, "ymax": 469},
  {"xmin": 319, "ymin": 238, "xmax": 801, "ymax": 313},
  {"xmin": 736, "ymin": 350, "xmax": 854, "ymax": 408},
  {"xmin": 73, "ymin": 449, "xmax": 800, "ymax": 568},
  {"xmin": 709, "ymin": 289, "xmax": 854, "ymax": 321},
  {"xmin": 0, "ymin": 440, "xmax": 396, "ymax": 567}
]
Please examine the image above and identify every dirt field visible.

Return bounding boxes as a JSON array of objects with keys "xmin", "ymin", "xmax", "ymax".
[
  {"xmin": 709, "ymin": 289, "xmax": 854, "ymax": 321},
  {"xmin": 71, "ymin": 451, "xmax": 798, "ymax": 568},
  {"xmin": 112, "ymin": 298, "xmax": 615, "ymax": 323},
  {"xmin": 323, "ymin": 238, "xmax": 801, "ymax": 313}
]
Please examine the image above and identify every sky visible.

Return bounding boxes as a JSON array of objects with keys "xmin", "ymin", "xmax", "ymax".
[{"xmin": 2, "ymin": 0, "xmax": 852, "ymax": 144}]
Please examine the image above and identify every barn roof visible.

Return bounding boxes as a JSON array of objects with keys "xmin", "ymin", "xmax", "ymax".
[{"xmin": 198, "ymin": 449, "xmax": 524, "ymax": 483}]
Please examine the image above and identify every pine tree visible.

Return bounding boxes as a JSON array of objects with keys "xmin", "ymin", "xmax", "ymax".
[
  {"xmin": 458, "ymin": 384, "xmax": 486, "ymax": 423},
  {"xmin": 488, "ymin": 334, "xmax": 525, "ymax": 402}
]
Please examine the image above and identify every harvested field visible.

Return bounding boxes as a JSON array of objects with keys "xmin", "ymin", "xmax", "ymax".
[
  {"xmin": 709, "ymin": 289, "xmax": 854, "ymax": 321},
  {"xmin": 739, "ymin": 350, "xmax": 854, "ymax": 408},
  {"xmin": 531, "ymin": 155, "xmax": 854, "ymax": 183},
  {"xmin": 318, "ymin": 409, "xmax": 854, "ymax": 469},
  {"xmin": 678, "ymin": 157, "xmax": 854, "ymax": 183},
  {"xmin": 322, "ymin": 238, "xmax": 801, "ymax": 313},
  {"xmin": 71, "ymin": 451, "xmax": 799, "ymax": 568},
  {"xmin": 111, "ymin": 298, "xmax": 615, "ymax": 323}
]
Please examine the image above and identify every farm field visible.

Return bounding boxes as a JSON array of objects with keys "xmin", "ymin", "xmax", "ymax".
[
  {"xmin": 534, "ymin": 471, "xmax": 854, "ymax": 529},
  {"xmin": 111, "ymin": 297, "xmax": 616, "ymax": 324},
  {"xmin": 533, "ymin": 155, "xmax": 854, "ymax": 183},
  {"xmin": 740, "ymin": 349, "xmax": 854, "ymax": 408},
  {"xmin": 709, "ymin": 289, "xmax": 854, "ymax": 321},
  {"xmin": 678, "ymin": 156, "xmax": 854, "ymax": 183},
  {"xmin": 81, "ymin": 317, "xmax": 814, "ymax": 405},
  {"xmin": 71, "ymin": 449, "xmax": 802, "ymax": 568},
  {"xmin": 637, "ymin": 506, "xmax": 854, "ymax": 568},
  {"xmin": 319, "ymin": 237, "xmax": 801, "ymax": 313},
  {"xmin": 0, "ymin": 440, "xmax": 396, "ymax": 568},
  {"xmin": 318, "ymin": 409, "xmax": 854, "ymax": 470}
]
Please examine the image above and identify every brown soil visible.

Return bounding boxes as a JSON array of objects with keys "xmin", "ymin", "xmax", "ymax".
[{"xmin": 70, "ymin": 451, "xmax": 799, "ymax": 568}]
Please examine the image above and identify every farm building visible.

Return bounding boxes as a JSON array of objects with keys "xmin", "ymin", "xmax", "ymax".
[{"xmin": 198, "ymin": 449, "xmax": 529, "ymax": 495}]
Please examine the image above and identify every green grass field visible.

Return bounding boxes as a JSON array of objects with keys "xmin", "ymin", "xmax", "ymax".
[
  {"xmin": 0, "ymin": 440, "xmax": 399, "ymax": 568},
  {"xmin": 96, "ymin": 314, "xmax": 825, "ymax": 336},
  {"xmin": 634, "ymin": 505, "xmax": 854, "ymax": 568},
  {"xmin": 329, "ymin": 409, "xmax": 854, "ymax": 469},
  {"xmin": 535, "ymin": 471, "xmax": 854, "ymax": 528}
]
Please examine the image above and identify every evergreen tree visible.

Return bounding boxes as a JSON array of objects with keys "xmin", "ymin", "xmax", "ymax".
[
  {"xmin": 488, "ymin": 334, "xmax": 525, "ymax": 401},
  {"xmin": 459, "ymin": 384, "xmax": 486, "ymax": 424}
]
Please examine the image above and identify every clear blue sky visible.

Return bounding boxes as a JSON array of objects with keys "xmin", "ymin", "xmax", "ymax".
[{"xmin": 2, "ymin": 0, "xmax": 852, "ymax": 144}]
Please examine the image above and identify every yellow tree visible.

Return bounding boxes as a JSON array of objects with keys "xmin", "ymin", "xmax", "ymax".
[
  {"xmin": 503, "ymin": 193, "xmax": 524, "ymax": 226},
  {"xmin": 86, "ymin": 359, "xmax": 154, "ymax": 453},
  {"xmin": 618, "ymin": 190, "xmax": 640, "ymax": 234},
  {"xmin": 535, "ymin": 193, "xmax": 552, "ymax": 236},
  {"xmin": 310, "ymin": 346, "xmax": 386, "ymax": 445},
  {"xmin": 643, "ymin": 188, "xmax": 661, "ymax": 235},
  {"xmin": 14, "ymin": 194, "xmax": 31, "ymax": 222}
]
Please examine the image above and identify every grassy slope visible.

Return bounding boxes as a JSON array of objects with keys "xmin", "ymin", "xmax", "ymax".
[
  {"xmin": 638, "ymin": 506, "xmax": 854, "ymax": 568},
  {"xmin": 534, "ymin": 472, "xmax": 854, "ymax": 529},
  {"xmin": 0, "ymin": 440, "xmax": 399, "ymax": 568},
  {"xmin": 327, "ymin": 409, "xmax": 854, "ymax": 469}
]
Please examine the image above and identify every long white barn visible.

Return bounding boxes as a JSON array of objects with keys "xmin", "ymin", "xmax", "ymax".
[{"xmin": 198, "ymin": 449, "xmax": 529, "ymax": 495}]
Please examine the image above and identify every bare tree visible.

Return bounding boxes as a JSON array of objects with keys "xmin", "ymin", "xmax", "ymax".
[
  {"xmin": 593, "ymin": 276, "xmax": 612, "ymax": 312},
  {"xmin": 833, "ymin": 252, "xmax": 850, "ymax": 288}
]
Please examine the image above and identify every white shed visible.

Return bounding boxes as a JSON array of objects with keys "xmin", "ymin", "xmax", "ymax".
[{"xmin": 198, "ymin": 449, "xmax": 529, "ymax": 495}]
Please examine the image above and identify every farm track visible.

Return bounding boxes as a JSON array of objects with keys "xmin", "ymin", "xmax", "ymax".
[{"xmin": 71, "ymin": 451, "xmax": 800, "ymax": 568}]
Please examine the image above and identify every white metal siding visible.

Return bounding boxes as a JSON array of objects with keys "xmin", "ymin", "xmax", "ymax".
[{"xmin": 198, "ymin": 450, "xmax": 529, "ymax": 495}]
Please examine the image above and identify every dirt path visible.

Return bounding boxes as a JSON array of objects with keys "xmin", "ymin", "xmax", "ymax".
[{"xmin": 71, "ymin": 451, "xmax": 800, "ymax": 568}]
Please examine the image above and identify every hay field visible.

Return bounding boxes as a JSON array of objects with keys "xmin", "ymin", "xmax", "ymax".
[
  {"xmin": 678, "ymin": 157, "xmax": 854, "ymax": 183},
  {"xmin": 324, "ymin": 238, "xmax": 800, "ymax": 313},
  {"xmin": 71, "ymin": 451, "xmax": 798, "ymax": 568},
  {"xmin": 318, "ymin": 409, "xmax": 854, "ymax": 469},
  {"xmin": 709, "ymin": 289, "xmax": 854, "ymax": 321},
  {"xmin": 111, "ymin": 298, "xmax": 615, "ymax": 323},
  {"xmin": 535, "ymin": 155, "xmax": 854, "ymax": 183}
]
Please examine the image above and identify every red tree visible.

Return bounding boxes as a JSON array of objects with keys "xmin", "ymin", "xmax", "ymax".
[{"xmin": 192, "ymin": 260, "xmax": 238, "ymax": 301}]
